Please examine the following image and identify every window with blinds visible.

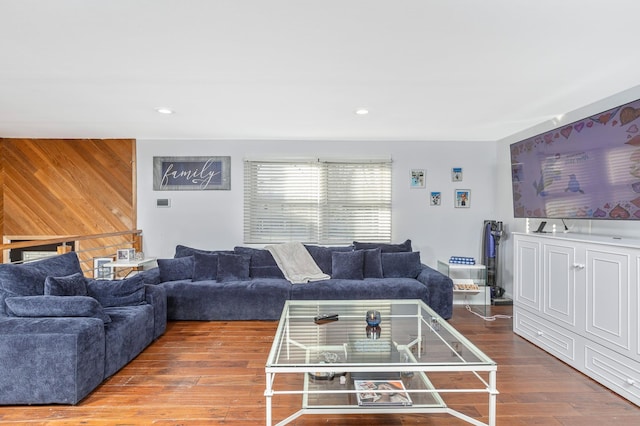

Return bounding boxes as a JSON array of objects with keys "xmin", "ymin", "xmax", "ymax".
[{"xmin": 244, "ymin": 159, "xmax": 392, "ymax": 244}]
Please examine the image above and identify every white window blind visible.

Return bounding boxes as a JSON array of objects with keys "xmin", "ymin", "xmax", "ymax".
[{"xmin": 244, "ymin": 159, "xmax": 391, "ymax": 244}]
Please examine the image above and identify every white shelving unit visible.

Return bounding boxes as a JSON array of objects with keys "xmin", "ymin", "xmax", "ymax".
[{"xmin": 437, "ymin": 260, "xmax": 490, "ymax": 312}]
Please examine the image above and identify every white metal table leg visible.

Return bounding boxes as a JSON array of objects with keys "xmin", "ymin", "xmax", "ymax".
[
  {"xmin": 488, "ymin": 370, "xmax": 497, "ymax": 426},
  {"xmin": 265, "ymin": 371, "xmax": 273, "ymax": 426}
]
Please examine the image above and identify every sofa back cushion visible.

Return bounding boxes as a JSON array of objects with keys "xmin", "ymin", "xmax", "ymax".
[
  {"xmin": 174, "ymin": 244, "xmax": 234, "ymax": 258},
  {"xmin": 304, "ymin": 245, "xmax": 353, "ymax": 275},
  {"xmin": 0, "ymin": 252, "xmax": 83, "ymax": 297},
  {"xmin": 353, "ymin": 239, "xmax": 412, "ymax": 253},
  {"xmin": 233, "ymin": 246, "xmax": 285, "ymax": 279},
  {"xmin": 381, "ymin": 251, "xmax": 422, "ymax": 278},
  {"xmin": 157, "ymin": 256, "xmax": 194, "ymax": 282},
  {"xmin": 44, "ymin": 272, "xmax": 88, "ymax": 296},
  {"xmin": 86, "ymin": 275, "xmax": 146, "ymax": 307}
]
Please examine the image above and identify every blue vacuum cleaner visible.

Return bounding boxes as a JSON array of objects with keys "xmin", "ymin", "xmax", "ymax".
[{"xmin": 482, "ymin": 220, "xmax": 511, "ymax": 304}]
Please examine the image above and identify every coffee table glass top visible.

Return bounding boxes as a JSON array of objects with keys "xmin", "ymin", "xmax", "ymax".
[{"xmin": 266, "ymin": 299, "xmax": 495, "ymax": 369}]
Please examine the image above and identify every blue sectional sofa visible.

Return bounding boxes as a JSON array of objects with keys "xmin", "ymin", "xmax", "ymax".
[
  {"xmin": 142, "ymin": 240, "xmax": 454, "ymax": 321},
  {"xmin": 0, "ymin": 252, "xmax": 167, "ymax": 405}
]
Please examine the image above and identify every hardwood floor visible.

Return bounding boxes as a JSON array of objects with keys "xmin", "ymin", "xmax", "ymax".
[{"xmin": 0, "ymin": 305, "xmax": 638, "ymax": 425}]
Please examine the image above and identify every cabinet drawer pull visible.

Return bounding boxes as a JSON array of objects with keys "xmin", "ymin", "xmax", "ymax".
[
  {"xmin": 537, "ymin": 331, "xmax": 544, "ymax": 336},
  {"xmin": 573, "ymin": 263, "xmax": 585, "ymax": 270},
  {"xmin": 626, "ymin": 378, "xmax": 636, "ymax": 386}
]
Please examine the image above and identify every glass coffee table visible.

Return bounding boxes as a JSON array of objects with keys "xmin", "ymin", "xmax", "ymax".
[{"xmin": 265, "ymin": 299, "xmax": 497, "ymax": 426}]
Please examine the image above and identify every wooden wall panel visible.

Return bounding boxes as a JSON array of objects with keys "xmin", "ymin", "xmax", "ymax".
[{"xmin": 0, "ymin": 138, "xmax": 137, "ymax": 266}]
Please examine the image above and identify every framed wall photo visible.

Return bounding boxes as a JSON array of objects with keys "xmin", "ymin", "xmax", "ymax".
[
  {"xmin": 452, "ymin": 167, "xmax": 463, "ymax": 182},
  {"xmin": 93, "ymin": 257, "xmax": 114, "ymax": 280},
  {"xmin": 454, "ymin": 189, "xmax": 470, "ymax": 208},
  {"xmin": 153, "ymin": 156, "xmax": 231, "ymax": 190},
  {"xmin": 430, "ymin": 191, "xmax": 441, "ymax": 206},
  {"xmin": 410, "ymin": 169, "xmax": 425, "ymax": 188}
]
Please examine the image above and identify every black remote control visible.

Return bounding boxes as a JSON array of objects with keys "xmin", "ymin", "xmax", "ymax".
[{"xmin": 314, "ymin": 313, "xmax": 339, "ymax": 324}]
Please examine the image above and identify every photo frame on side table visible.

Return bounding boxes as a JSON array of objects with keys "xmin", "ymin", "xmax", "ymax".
[
  {"xmin": 454, "ymin": 189, "xmax": 470, "ymax": 208},
  {"xmin": 93, "ymin": 257, "xmax": 114, "ymax": 280},
  {"xmin": 117, "ymin": 248, "xmax": 136, "ymax": 262}
]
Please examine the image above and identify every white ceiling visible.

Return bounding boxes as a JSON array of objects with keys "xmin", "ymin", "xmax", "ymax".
[{"xmin": 1, "ymin": 0, "xmax": 639, "ymax": 141}]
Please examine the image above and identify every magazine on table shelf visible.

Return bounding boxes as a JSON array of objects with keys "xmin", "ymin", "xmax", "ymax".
[{"xmin": 354, "ymin": 380, "xmax": 412, "ymax": 406}]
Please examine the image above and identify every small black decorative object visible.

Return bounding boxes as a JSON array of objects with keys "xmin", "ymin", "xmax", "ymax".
[{"xmin": 366, "ymin": 310, "xmax": 381, "ymax": 339}]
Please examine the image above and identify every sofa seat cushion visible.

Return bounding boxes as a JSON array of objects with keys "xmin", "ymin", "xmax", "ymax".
[
  {"xmin": 159, "ymin": 278, "xmax": 291, "ymax": 320},
  {"xmin": 103, "ymin": 304, "xmax": 155, "ymax": 378},
  {"xmin": 0, "ymin": 252, "xmax": 83, "ymax": 297},
  {"xmin": 86, "ymin": 275, "xmax": 146, "ymax": 307},
  {"xmin": 289, "ymin": 278, "xmax": 428, "ymax": 301}
]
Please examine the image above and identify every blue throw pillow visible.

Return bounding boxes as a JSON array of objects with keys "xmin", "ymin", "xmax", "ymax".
[
  {"xmin": 44, "ymin": 272, "xmax": 88, "ymax": 296},
  {"xmin": 353, "ymin": 239, "xmax": 412, "ymax": 253},
  {"xmin": 86, "ymin": 275, "xmax": 146, "ymax": 307},
  {"xmin": 331, "ymin": 250, "xmax": 365, "ymax": 280},
  {"xmin": 157, "ymin": 256, "xmax": 194, "ymax": 282},
  {"xmin": 304, "ymin": 245, "xmax": 353, "ymax": 274},
  {"xmin": 361, "ymin": 248, "xmax": 383, "ymax": 278},
  {"xmin": 0, "ymin": 251, "xmax": 82, "ymax": 296},
  {"xmin": 381, "ymin": 251, "xmax": 422, "ymax": 278},
  {"xmin": 192, "ymin": 252, "xmax": 218, "ymax": 281},
  {"xmin": 5, "ymin": 295, "xmax": 111, "ymax": 324},
  {"xmin": 216, "ymin": 253, "xmax": 250, "ymax": 282}
]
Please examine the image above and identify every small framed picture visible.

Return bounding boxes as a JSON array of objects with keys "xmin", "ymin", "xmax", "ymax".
[
  {"xmin": 93, "ymin": 257, "xmax": 114, "ymax": 280},
  {"xmin": 454, "ymin": 189, "xmax": 470, "ymax": 208},
  {"xmin": 452, "ymin": 167, "xmax": 463, "ymax": 182},
  {"xmin": 410, "ymin": 169, "xmax": 425, "ymax": 188},
  {"xmin": 117, "ymin": 248, "xmax": 136, "ymax": 262},
  {"xmin": 430, "ymin": 191, "xmax": 441, "ymax": 206}
]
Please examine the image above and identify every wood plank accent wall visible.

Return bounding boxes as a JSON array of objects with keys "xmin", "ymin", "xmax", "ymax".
[{"xmin": 0, "ymin": 138, "xmax": 137, "ymax": 265}]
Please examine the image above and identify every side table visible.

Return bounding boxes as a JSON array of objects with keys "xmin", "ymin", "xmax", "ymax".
[
  {"xmin": 437, "ymin": 260, "xmax": 489, "ymax": 315},
  {"xmin": 103, "ymin": 257, "xmax": 157, "ymax": 279}
]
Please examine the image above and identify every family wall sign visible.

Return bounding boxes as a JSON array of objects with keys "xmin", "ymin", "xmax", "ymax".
[{"xmin": 153, "ymin": 156, "xmax": 231, "ymax": 190}]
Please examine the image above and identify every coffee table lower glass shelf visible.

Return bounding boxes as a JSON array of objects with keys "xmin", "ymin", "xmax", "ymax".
[{"xmin": 265, "ymin": 299, "xmax": 498, "ymax": 426}]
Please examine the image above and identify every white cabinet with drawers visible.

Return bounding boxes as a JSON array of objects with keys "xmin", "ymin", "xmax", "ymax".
[{"xmin": 513, "ymin": 232, "xmax": 640, "ymax": 406}]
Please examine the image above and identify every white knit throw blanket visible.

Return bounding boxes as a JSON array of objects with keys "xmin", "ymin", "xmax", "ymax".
[{"xmin": 266, "ymin": 242, "xmax": 330, "ymax": 284}]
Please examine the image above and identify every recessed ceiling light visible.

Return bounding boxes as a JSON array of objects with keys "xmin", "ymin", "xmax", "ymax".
[
  {"xmin": 154, "ymin": 107, "xmax": 175, "ymax": 114},
  {"xmin": 355, "ymin": 108, "xmax": 369, "ymax": 115}
]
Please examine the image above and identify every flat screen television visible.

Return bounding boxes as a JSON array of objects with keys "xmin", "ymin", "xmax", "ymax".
[{"xmin": 511, "ymin": 97, "xmax": 640, "ymax": 220}]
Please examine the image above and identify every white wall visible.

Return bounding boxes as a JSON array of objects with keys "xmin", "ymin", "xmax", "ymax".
[
  {"xmin": 496, "ymin": 84, "xmax": 640, "ymax": 298},
  {"xmin": 137, "ymin": 139, "xmax": 498, "ymax": 268},
  {"xmin": 137, "ymin": 85, "xmax": 640, "ymax": 297}
]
